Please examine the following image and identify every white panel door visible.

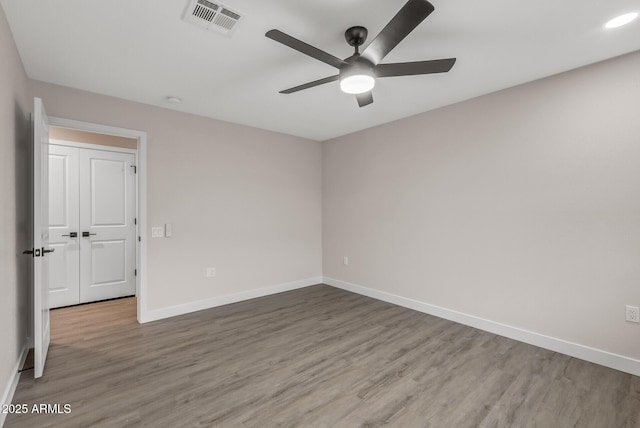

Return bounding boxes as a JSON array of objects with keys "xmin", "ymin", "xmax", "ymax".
[
  {"xmin": 79, "ymin": 149, "xmax": 136, "ymax": 303},
  {"xmin": 48, "ymin": 145, "xmax": 80, "ymax": 308},
  {"xmin": 33, "ymin": 97, "xmax": 51, "ymax": 379}
]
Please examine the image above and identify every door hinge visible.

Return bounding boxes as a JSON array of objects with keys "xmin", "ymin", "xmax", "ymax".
[
  {"xmin": 134, "ymin": 217, "xmax": 137, "ymax": 225},
  {"xmin": 134, "ymin": 269, "xmax": 137, "ymax": 276},
  {"xmin": 130, "ymin": 165, "xmax": 137, "ymax": 174},
  {"xmin": 138, "ymin": 236, "xmax": 141, "ymax": 242}
]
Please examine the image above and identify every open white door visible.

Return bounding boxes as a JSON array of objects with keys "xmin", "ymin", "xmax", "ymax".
[{"xmin": 32, "ymin": 98, "xmax": 52, "ymax": 378}]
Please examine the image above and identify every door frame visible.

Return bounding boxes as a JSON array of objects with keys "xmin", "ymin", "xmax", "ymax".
[{"xmin": 48, "ymin": 117, "xmax": 148, "ymax": 323}]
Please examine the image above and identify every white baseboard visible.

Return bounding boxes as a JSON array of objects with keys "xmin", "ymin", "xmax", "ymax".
[
  {"xmin": 1, "ymin": 344, "xmax": 29, "ymax": 428},
  {"xmin": 139, "ymin": 277, "xmax": 323, "ymax": 323},
  {"xmin": 324, "ymin": 277, "xmax": 640, "ymax": 377}
]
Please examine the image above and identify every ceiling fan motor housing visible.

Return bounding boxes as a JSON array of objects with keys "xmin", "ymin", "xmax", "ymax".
[{"xmin": 340, "ymin": 56, "xmax": 376, "ymax": 78}]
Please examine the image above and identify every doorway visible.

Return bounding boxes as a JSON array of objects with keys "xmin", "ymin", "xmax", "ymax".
[
  {"xmin": 47, "ymin": 116, "xmax": 148, "ymax": 323},
  {"xmin": 48, "ymin": 139, "xmax": 137, "ymax": 308}
]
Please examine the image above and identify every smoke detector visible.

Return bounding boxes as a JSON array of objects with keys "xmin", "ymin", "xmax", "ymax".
[{"xmin": 183, "ymin": 0, "xmax": 243, "ymax": 36}]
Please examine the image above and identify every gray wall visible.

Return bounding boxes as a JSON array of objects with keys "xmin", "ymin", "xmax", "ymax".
[
  {"xmin": 323, "ymin": 51, "xmax": 640, "ymax": 360},
  {"xmin": 0, "ymin": 2, "xmax": 30, "ymax": 405},
  {"xmin": 28, "ymin": 80, "xmax": 323, "ymax": 312}
]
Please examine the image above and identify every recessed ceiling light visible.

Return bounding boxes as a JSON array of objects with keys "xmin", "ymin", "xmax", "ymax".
[
  {"xmin": 604, "ymin": 12, "xmax": 638, "ymax": 29},
  {"xmin": 166, "ymin": 96, "xmax": 182, "ymax": 104}
]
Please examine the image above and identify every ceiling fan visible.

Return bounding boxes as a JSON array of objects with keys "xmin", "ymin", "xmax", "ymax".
[{"xmin": 265, "ymin": 0, "xmax": 456, "ymax": 107}]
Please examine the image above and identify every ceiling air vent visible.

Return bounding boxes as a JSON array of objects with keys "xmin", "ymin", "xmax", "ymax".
[{"xmin": 183, "ymin": 0, "xmax": 243, "ymax": 36}]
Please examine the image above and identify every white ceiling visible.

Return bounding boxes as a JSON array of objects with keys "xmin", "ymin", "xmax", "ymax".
[{"xmin": 2, "ymin": 0, "xmax": 639, "ymax": 141}]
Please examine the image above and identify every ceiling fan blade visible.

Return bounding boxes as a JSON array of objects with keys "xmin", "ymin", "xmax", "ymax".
[
  {"xmin": 280, "ymin": 75, "xmax": 340, "ymax": 94},
  {"xmin": 361, "ymin": 0, "xmax": 435, "ymax": 65},
  {"xmin": 376, "ymin": 58, "xmax": 456, "ymax": 77},
  {"xmin": 266, "ymin": 30, "xmax": 346, "ymax": 69},
  {"xmin": 356, "ymin": 92, "xmax": 374, "ymax": 107}
]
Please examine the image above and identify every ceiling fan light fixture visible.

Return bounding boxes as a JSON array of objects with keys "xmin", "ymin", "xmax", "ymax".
[
  {"xmin": 340, "ymin": 74, "xmax": 376, "ymax": 94},
  {"xmin": 339, "ymin": 60, "xmax": 376, "ymax": 94}
]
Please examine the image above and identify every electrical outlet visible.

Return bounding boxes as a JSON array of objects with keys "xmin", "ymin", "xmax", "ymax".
[
  {"xmin": 626, "ymin": 305, "xmax": 639, "ymax": 323},
  {"xmin": 343, "ymin": 256, "xmax": 349, "ymax": 266},
  {"xmin": 151, "ymin": 227, "xmax": 164, "ymax": 238},
  {"xmin": 206, "ymin": 267, "xmax": 216, "ymax": 278}
]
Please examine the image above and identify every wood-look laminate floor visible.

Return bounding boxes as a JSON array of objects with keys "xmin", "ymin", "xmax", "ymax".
[{"xmin": 7, "ymin": 285, "xmax": 640, "ymax": 427}]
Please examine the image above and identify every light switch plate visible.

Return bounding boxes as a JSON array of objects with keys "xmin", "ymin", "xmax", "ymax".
[
  {"xmin": 151, "ymin": 227, "xmax": 164, "ymax": 238},
  {"xmin": 165, "ymin": 223, "xmax": 172, "ymax": 238}
]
